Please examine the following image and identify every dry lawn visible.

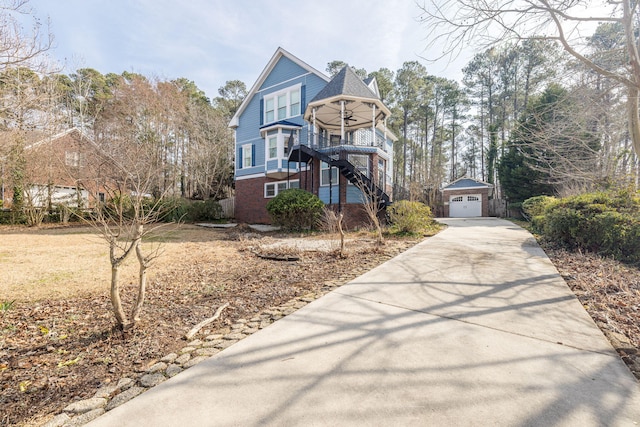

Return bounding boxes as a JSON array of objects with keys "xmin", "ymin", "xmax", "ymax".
[
  {"xmin": 1, "ymin": 224, "xmax": 239, "ymax": 302},
  {"xmin": 1, "ymin": 223, "xmax": 420, "ymax": 426}
]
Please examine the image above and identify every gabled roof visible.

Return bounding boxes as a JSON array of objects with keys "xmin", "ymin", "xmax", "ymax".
[
  {"xmin": 25, "ymin": 127, "xmax": 96, "ymax": 150},
  {"xmin": 364, "ymin": 76, "xmax": 380, "ymax": 98},
  {"xmin": 229, "ymin": 47, "xmax": 330, "ymax": 129},
  {"xmin": 309, "ymin": 66, "xmax": 378, "ymax": 104},
  {"xmin": 442, "ymin": 177, "xmax": 494, "ymax": 191}
]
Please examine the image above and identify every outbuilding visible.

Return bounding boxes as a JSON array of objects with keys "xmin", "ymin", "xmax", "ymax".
[{"xmin": 442, "ymin": 178, "xmax": 493, "ymax": 218}]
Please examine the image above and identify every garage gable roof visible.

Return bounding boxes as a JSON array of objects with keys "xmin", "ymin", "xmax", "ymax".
[{"xmin": 442, "ymin": 177, "xmax": 493, "ymax": 191}]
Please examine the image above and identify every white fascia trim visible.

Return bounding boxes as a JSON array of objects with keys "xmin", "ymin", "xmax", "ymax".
[
  {"xmin": 229, "ymin": 47, "xmax": 329, "ymax": 129},
  {"xmin": 442, "ymin": 186, "xmax": 490, "ymax": 192},
  {"xmin": 235, "ymin": 173, "xmax": 265, "ymax": 181},
  {"xmin": 235, "ymin": 137, "xmax": 261, "ymax": 146},
  {"xmin": 259, "ymin": 79, "xmax": 303, "ymax": 95}
]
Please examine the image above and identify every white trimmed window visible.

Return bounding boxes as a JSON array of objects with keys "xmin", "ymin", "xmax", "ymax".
[
  {"xmin": 267, "ymin": 136, "xmax": 278, "ymax": 160},
  {"xmin": 242, "ymin": 144, "xmax": 253, "ymax": 168},
  {"xmin": 321, "ymin": 161, "xmax": 338, "ymax": 186},
  {"xmin": 65, "ymin": 151, "xmax": 83, "ymax": 167},
  {"xmin": 265, "ymin": 98, "xmax": 274, "ymax": 123},
  {"xmin": 277, "ymin": 94, "xmax": 287, "ymax": 120},
  {"xmin": 348, "ymin": 154, "xmax": 369, "ymax": 182},
  {"xmin": 264, "ymin": 180, "xmax": 300, "ymax": 198},
  {"xmin": 265, "ymin": 129, "xmax": 297, "ymax": 161},
  {"xmin": 263, "ymin": 85, "xmax": 301, "ymax": 124},
  {"xmin": 290, "ymin": 89, "xmax": 300, "ymax": 116}
]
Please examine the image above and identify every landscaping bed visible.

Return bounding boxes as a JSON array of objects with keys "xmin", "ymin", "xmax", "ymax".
[{"xmin": 0, "ymin": 224, "xmax": 420, "ymax": 426}]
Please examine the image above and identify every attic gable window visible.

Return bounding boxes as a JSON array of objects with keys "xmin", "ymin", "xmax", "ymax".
[
  {"xmin": 65, "ymin": 151, "xmax": 83, "ymax": 167},
  {"xmin": 263, "ymin": 84, "xmax": 301, "ymax": 124}
]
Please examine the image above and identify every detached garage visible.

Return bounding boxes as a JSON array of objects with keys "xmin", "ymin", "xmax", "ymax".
[{"xmin": 442, "ymin": 178, "xmax": 493, "ymax": 218}]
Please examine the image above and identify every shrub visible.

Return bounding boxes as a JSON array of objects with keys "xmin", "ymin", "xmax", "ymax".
[
  {"xmin": 388, "ymin": 200, "xmax": 433, "ymax": 234},
  {"xmin": 540, "ymin": 190, "xmax": 640, "ymax": 264},
  {"xmin": 187, "ymin": 199, "xmax": 223, "ymax": 222},
  {"xmin": 521, "ymin": 195, "xmax": 557, "ymax": 219},
  {"xmin": 266, "ymin": 189, "xmax": 324, "ymax": 231},
  {"xmin": 149, "ymin": 197, "xmax": 224, "ymax": 223}
]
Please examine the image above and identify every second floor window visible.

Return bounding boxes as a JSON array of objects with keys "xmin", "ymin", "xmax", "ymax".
[
  {"xmin": 263, "ymin": 85, "xmax": 301, "ymax": 124},
  {"xmin": 265, "ymin": 98, "xmax": 275, "ymax": 123},
  {"xmin": 290, "ymin": 89, "xmax": 300, "ymax": 116}
]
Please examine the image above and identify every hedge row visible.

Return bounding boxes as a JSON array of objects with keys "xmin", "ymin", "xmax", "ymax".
[{"xmin": 526, "ymin": 190, "xmax": 640, "ymax": 264}]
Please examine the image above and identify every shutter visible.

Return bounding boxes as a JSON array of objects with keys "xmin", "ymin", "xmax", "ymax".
[
  {"xmin": 301, "ymin": 85, "xmax": 306, "ymax": 113},
  {"xmin": 251, "ymin": 145, "xmax": 256, "ymax": 167},
  {"xmin": 259, "ymin": 98, "xmax": 264, "ymax": 126},
  {"xmin": 238, "ymin": 147, "xmax": 243, "ymax": 169}
]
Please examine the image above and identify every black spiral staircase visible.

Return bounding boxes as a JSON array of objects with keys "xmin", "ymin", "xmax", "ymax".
[{"xmin": 288, "ymin": 142, "xmax": 390, "ymax": 210}]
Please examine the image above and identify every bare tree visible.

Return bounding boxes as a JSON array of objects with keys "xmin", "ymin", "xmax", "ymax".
[
  {"xmin": 320, "ymin": 207, "xmax": 346, "ymax": 257},
  {"xmin": 90, "ymin": 75, "xmax": 176, "ymax": 330},
  {"xmin": 417, "ymin": 0, "xmax": 640, "ymax": 159},
  {"xmin": 353, "ymin": 175, "xmax": 386, "ymax": 246},
  {"xmin": 0, "ymin": 0, "xmax": 53, "ymax": 71}
]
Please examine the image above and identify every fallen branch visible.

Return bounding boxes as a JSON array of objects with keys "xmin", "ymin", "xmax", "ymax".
[
  {"xmin": 184, "ymin": 302, "xmax": 230, "ymax": 340},
  {"xmin": 254, "ymin": 252, "xmax": 300, "ymax": 261}
]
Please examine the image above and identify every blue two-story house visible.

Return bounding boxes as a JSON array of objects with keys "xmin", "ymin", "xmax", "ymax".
[{"xmin": 230, "ymin": 47, "xmax": 396, "ymax": 225}]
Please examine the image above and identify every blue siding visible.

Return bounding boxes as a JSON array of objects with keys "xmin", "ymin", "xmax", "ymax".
[
  {"xmin": 318, "ymin": 186, "xmax": 365, "ymax": 204},
  {"xmin": 318, "ymin": 186, "xmax": 339, "ymax": 205},
  {"xmin": 234, "ymin": 53, "xmax": 328, "ymax": 184},
  {"xmin": 346, "ymin": 186, "xmax": 365, "ymax": 203},
  {"xmin": 266, "ymin": 159, "xmax": 279, "ymax": 170},
  {"xmin": 261, "ymin": 56, "xmax": 309, "ymax": 89},
  {"xmin": 236, "ymin": 93, "xmax": 262, "ymax": 143}
]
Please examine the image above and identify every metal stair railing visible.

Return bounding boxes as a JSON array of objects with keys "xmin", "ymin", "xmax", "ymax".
[{"xmin": 287, "ymin": 141, "xmax": 390, "ymax": 209}]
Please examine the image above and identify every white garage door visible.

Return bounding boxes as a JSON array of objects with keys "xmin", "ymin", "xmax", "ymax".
[{"xmin": 449, "ymin": 194, "xmax": 482, "ymax": 218}]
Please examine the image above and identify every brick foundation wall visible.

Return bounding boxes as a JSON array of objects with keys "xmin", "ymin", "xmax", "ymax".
[
  {"xmin": 235, "ymin": 177, "xmax": 271, "ymax": 224},
  {"xmin": 235, "ymin": 174, "xmax": 305, "ymax": 224}
]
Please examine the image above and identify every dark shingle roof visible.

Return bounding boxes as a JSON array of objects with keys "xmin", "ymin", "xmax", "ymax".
[
  {"xmin": 259, "ymin": 119, "xmax": 301, "ymax": 130},
  {"xmin": 443, "ymin": 178, "xmax": 492, "ymax": 190},
  {"xmin": 309, "ymin": 66, "xmax": 378, "ymax": 103}
]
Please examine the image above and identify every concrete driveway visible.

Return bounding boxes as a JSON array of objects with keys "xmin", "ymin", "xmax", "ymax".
[{"xmin": 87, "ymin": 218, "xmax": 640, "ymax": 426}]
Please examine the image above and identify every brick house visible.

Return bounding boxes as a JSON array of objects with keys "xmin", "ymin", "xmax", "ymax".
[{"xmin": 1, "ymin": 128, "xmax": 107, "ymax": 210}]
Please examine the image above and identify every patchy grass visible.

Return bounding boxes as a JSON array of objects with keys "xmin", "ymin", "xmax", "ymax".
[{"xmin": 0, "ymin": 223, "xmax": 422, "ymax": 426}]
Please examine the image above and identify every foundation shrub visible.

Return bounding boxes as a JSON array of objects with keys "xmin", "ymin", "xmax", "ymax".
[{"xmin": 266, "ymin": 189, "xmax": 324, "ymax": 231}]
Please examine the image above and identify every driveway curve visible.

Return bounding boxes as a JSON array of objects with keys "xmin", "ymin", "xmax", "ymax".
[{"xmin": 87, "ymin": 218, "xmax": 640, "ymax": 426}]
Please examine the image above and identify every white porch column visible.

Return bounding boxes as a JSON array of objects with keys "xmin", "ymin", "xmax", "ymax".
[
  {"xmin": 371, "ymin": 104, "xmax": 376, "ymax": 147},
  {"xmin": 340, "ymin": 100, "xmax": 345, "ymax": 142},
  {"xmin": 384, "ymin": 117, "xmax": 387, "ymax": 139},
  {"xmin": 312, "ymin": 107, "xmax": 317, "ymax": 146}
]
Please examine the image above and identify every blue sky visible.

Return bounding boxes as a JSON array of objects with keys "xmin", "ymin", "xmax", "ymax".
[{"xmin": 26, "ymin": 0, "xmax": 470, "ymax": 100}]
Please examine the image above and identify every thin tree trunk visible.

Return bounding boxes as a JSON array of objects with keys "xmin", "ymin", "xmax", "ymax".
[
  {"xmin": 628, "ymin": 86, "xmax": 640, "ymax": 163},
  {"xmin": 132, "ymin": 235, "xmax": 147, "ymax": 323},
  {"xmin": 131, "ymin": 224, "xmax": 149, "ymax": 324},
  {"xmin": 110, "ymin": 256, "xmax": 128, "ymax": 328}
]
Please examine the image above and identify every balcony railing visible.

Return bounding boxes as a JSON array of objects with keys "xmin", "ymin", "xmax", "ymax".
[{"xmin": 292, "ymin": 129, "xmax": 388, "ymax": 153}]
